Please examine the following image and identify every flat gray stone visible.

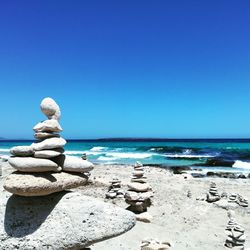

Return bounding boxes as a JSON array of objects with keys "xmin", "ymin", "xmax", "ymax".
[
  {"xmin": 34, "ymin": 132, "xmax": 60, "ymax": 140},
  {"xmin": 4, "ymin": 171, "xmax": 88, "ymax": 196},
  {"xmin": 8, "ymin": 157, "xmax": 61, "ymax": 172},
  {"xmin": 34, "ymin": 148, "xmax": 64, "ymax": 158},
  {"xmin": 128, "ymin": 183, "xmax": 151, "ymax": 192},
  {"xmin": 33, "ymin": 119, "xmax": 62, "ymax": 133},
  {"xmin": 54, "ymin": 155, "xmax": 94, "ymax": 173},
  {"xmin": 10, "ymin": 146, "xmax": 34, "ymax": 157},
  {"xmin": 0, "ymin": 191, "xmax": 136, "ymax": 249},
  {"xmin": 40, "ymin": 97, "xmax": 61, "ymax": 120},
  {"xmin": 32, "ymin": 137, "xmax": 66, "ymax": 151}
]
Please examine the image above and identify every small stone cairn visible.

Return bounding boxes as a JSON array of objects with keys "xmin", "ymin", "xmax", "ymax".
[
  {"xmin": 228, "ymin": 193, "xmax": 249, "ymax": 207},
  {"xmin": 125, "ymin": 161, "xmax": 153, "ymax": 213},
  {"xmin": 225, "ymin": 210, "xmax": 246, "ymax": 249},
  {"xmin": 106, "ymin": 177, "xmax": 125, "ymax": 199},
  {"xmin": 206, "ymin": 182, "xmax": 221, "ymax": 202},
  {"xmin": 4, "ymin": 97, "xmax": 94, "ymax": 196}
]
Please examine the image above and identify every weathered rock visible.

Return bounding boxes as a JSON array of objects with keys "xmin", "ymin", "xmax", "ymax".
[
  {"xmin": 54, "ymin": 155, "xmax": 94, "ymax": 173},
  {"xmin": 10, "ymin": 145, "xmax": 34, "ymax": 157},
  {"xmin": 0, "ymin": 192, "xmax": 136, "ymax": 249},
  {"xmin": 128, "ymin": 182, "xmax": 151, "ymax": 192},
  {"xmin": 32, "ymin": 137, "xmax": 66, "ymax": 151},
  {"xmin": 34, "ymin": 132, "xmax": 60, "ymax": 140},
  {"xmin": 4, "ymin": 171, "xmax": 88, "ymax": 196},
  {"xmin": 33, "ymin": 119, "xmax": 62, "ymax": 133},
  {"xmin": 8, "ymin": 157, "xmax": 61, "ymax": 172},
  {"xmin": 40, "ymin": 97, "xmax": 61, "ymax": 120},
  {"xmin": 34, "ymin": 148, "xmax": 64, "ymax": 158},
  {"xmin": 136, "ymin": 212, "xmax": 153, "ymax": 223},
  {"xmin": 125, "ymin": 191, "xmax": 153, "ymax": 201}
]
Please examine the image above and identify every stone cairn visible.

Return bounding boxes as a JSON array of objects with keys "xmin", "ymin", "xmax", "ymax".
[
  {"xmin": 228, "ymin": 193, "xmax": 249, "ymax": 208},
  {"xmin": 125, "ymin": 161, "xmax": 153, "ymax": 213},
  {"xmin": 106, "ymin": 177, "xmax": 125, "ymax": 199},
  {"xmin": 141, "ymin": 239, "xmax": 171, "ymax": 250},
  {"xmin": 206, "ymin": 182, "xmax": 220, "ymax": 203},
  {"xmin": 4, "ymin": 97, "xmax": 94, "ymax": 196},
  {"xmin": 225, "ymin": 210, "xmax": 246, "ymax": 249}
]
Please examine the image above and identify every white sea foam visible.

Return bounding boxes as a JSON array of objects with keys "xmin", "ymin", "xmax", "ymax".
[
  {"xmin": 232, "ymin": 160, "xmax": 250, "ymax": 170},
  {"xmin": 165, "ymin": 154, "xmax": 214, "ymax": 159},
  {"xmin": 0, "ymin": 148, "xmax": 10, "ymax": 152},
  {"xmin": 97, "ymin": 156, "xmax": 117, "ymax": 161},
  {"xmin": 105, "ymin": 152, "xmax": 152, "ymax": 159},
  {"xmin": 65, "ymin": 150, "xmax": 86, "ymax": 155},
  {"xmin": 90, "ymin": 146, "xmax": 107, "ymax": 152}
]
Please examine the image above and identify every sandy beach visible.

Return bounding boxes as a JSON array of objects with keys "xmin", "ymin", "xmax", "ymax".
[
  {"xmin": 76, "ymin": 164, "xmax": 250, "ymax": 250},
  {"xmin": 1, "ymin": 161, "xmax": 250, "ymax": 250}
]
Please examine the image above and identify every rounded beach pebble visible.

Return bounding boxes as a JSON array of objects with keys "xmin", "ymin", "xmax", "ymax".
[{"xmin": 40, "ymin": 97, "xmax": 61, "ymax": 120}]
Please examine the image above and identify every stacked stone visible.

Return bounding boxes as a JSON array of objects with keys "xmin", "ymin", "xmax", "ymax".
[
  {"xmin": 4, "ymin": 97, "xmax": 94, "ymax": 196},
  {"xmin": 125, "ymin": 161, "xmax": 153, "ymax": 213},
  {"xmin": 225, "ymin": 210, "xmax": 246, "ymax": 249},
  {"xmin": 237, "ymin": 195, "xmax": 248, "ymax": 207},
  {"xmin": 141, "ymin": 239, "xmax": 171, "ymax": 250},
  {"xmin": 106, "ymin": 177, "xmax": 125, "ymax": 199},
  {"xmin": 206, "ymin": 182, "xmax": 221, "ymax": 202}
]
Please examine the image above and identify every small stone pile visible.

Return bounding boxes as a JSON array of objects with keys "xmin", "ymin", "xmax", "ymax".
[
  {"xmin": 141, "ymin": 239, "xmax": 171, "ymax": 250},
  {"xmin": 206, "ymin": 182, "xmax": 220, "ymax": 202},
  {"xmin": 125, "ymin": 161, "xmax": 153, "ymax": 213},
  {"xmin": 106, "ymin": 177, "xmax": 125, "ymax": 199},
  {"xmin": 225, "ymin": 210, "xmax": 246, "ymax": 249},
  {"xmin": 4, "ymin": 97, "xmax": 94, "ymax": 196},
  {"xmin": 228, "ymin": 193, "xmax": 249, "ymax": 207}
]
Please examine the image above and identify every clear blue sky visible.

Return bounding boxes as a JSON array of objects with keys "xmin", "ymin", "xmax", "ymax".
[{"xmin": 0, "ymin": 1, "xmax": 249, "ymax": 139}]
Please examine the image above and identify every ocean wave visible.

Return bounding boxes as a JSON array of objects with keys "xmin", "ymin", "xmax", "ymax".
[
  {"xmin": 97, "ymin": 156, "xmax": 117, "ymax": 161},
  {"xmin": 0, "ymin": 148, "xmax": 10, "ymax": 152},
  {"xmin": 232, "ymin": 160, "xmax": 250, "ymax": 170},
  {"xmin": 105, "ymin": 152, "xmax": 153, "ymax": 159},
  {"xmin": 90, "ymin": 146, "xmax": 107, "ymax": 152},
  {"xmin": 164, "ymin": 154, "xmax": 214, "ymax": 159},
  {"xmin": 65, "ymin": 150, "xmax": 86, "ymax": 155}
]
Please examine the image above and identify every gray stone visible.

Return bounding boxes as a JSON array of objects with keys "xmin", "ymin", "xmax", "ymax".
[
  {"xmin": 32, "ymin": 137, "xmax": 66, "ymax": 151},
  {"xmin": 54, "ymin": 155, "xmax": 94, "ymax": 173},
  {"xmin": 34, "ymin": 148, "xmax": 64, "ymax": 158},
  {"xmin": 0, "ymin": 191, "xmax": 136, "ymax": 249},
  {"xmin": 4, "ymin": 171, "xmax": 88, "ymax": 196},
  {"xmin": 34, "ymin": 132, "xmax": 60, "ymax": 140},
  {"xmin": 125, "ymin": 191, "xmax": 153, "ymax": 201},
  {"xmin": 8, "ymin": 157, "xmax": 61, "ymax": 172},
  {"xmin": 128, "ymin": 183, "xmax": 151, "ymax": 192},
  {"xmin": 136, "ymin": 212, "xmax": 153, "ymax": 223},
  {"xmin": 40, "ymin": 97, "xmax": 61, "ymax": 120},
  {"xmin": 10, "ymin": 145, "xmax": 34, "ymax": 157},
  {"xmin": 33, "ymin": 119, "xmax": 62, "ymax": 133}
]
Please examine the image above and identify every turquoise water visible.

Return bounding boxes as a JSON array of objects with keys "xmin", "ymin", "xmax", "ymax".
[{"xmin": 1, "ymin": 140, "xmax": 250, "ymax": 173}]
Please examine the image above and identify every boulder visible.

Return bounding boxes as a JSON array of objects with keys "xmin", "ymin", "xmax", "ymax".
[
  {"xmin": 54, "ymin": 155, "xmax": 94, "ymax": 173},
  {"xmin": 10, "ymin": 145, "xmax": 34, "ymax": 157},
  {"xmin": 0, "ymin": 192, "xmax": 136, "ymax": 249},
  {"xmin": 8, "ymin": 157, "xmax": 61, "ymax": 172},
  {"xmin": 33, "ymin": 119, "xmax": 62, "ymax": 133},
  {"xmin": 40, "ymin": 97, "xmax": 61, "ymax": 120},
  {"xmin": 4, "ymin": 171, "xmax": 88, "ymax": 196},
  {"xmin": 128, "ymin": 183, "xmax": 151, "ymax": 192},
  {"xmin": 32, "ymin": 137, "xmax": 66, "ymax": 151},
  {"xmin": 34, "ymin": 132, "xmax": 60, "ymax": 140},
  {"xmin": 34, "ymin": 148, "xmax": 64, "ymax": 158}
]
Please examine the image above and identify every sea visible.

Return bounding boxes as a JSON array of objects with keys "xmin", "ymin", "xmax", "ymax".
[{"xmin": 1, "ymin": 139, "xmax": 250, "ymax": 173}]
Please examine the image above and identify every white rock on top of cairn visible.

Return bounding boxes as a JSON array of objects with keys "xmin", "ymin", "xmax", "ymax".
[
  {"xmin": 125, "ymin": 161, "xmax": 153, "ymax": 213},
  {"xmin": 224, "ymin": 210, "xmax": 246, "ymax": 249},
  {"xmin": 4, "ymin": 97, "xmax": 94, "ymax": 196}
]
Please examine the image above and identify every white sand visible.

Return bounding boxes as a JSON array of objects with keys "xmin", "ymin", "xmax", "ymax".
[{"xmin": 78, "ymin": 164, "xmax": 250, "ymax": 250}]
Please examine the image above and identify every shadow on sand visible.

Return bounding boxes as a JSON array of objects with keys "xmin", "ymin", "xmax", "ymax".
[{"xmin": 4, "ymin": 191, "xmax": 70, "ymax": 237}]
